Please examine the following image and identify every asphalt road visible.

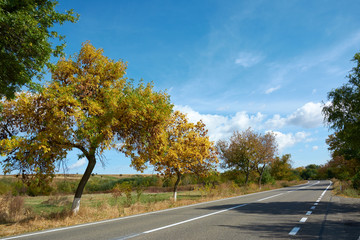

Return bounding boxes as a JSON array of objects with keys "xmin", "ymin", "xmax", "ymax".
[{"xmin": 3, "ymin": 180, "xmax": 360, "ymax": 240}]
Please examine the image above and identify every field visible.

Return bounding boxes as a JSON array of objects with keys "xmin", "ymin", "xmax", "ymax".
[{"xmin": 0, "ymin": 174, "xmax": 305, "ymax": 237}]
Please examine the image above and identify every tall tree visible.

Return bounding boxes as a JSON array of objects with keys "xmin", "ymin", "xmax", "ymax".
[
  {"xmin": 0, "ymin": 42, "xmax": 173, "ymax": 214},
  {"xmin": 323, "ymin": 52, "xmax": 360, "ymax": 162},
  {"xmin": 0, "ymin": 0, "xmax": 79, "ymax": 99},
  {"xmin": 151, "ymin": 111, "xmax": 218, "ymax": 201},
  {"xmin": 254, "ymin": 132, "xmax": 277, "ymax": 188}
]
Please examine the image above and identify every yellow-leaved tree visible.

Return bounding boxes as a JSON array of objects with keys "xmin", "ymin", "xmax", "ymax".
[
  {"xmin": 0, "ymin": 42, "xmax": 172, "ymax": 214},
  {"xmin": 151, "ymin": 111, "xmax": 218, "ymax": 201}
]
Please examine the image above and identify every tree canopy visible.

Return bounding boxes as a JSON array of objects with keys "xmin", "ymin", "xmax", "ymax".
[
  {"xmin": 269, "ymin": 154, "xmax": 293, "ymax": 181},
  {"xmin": 323, "ymin": 52, "xmax": 360, "ymax": 162},
  {"xmin": 152, "ymin": 111, "xmax": 218, "ymax": 201},
  {"xmin": 0, "ymin": 42, "xmax": 173, "ymax": 213},
  {"xmin": 0, "ymin": 0, "xmax": 79, "ymax": 99},
  {"xmin": 217, "ymin": 128, "xmax": 277, "ymax": 186}
]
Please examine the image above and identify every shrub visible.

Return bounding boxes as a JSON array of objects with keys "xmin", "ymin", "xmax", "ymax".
[
  {"xmin": 0, "ymin": 193, "xmax": 31, "ymax": 223},
  {"xmin": 56, "ymin": 181, "xmax": 77, "ymax": 194},
  {"xmin": 0, "ymin": 180, "xmax": 12, "ymax": 195},
  {"xmin": 112, "ymin": 182, "xmax": 133, "ymax": 206},
  {"xmin": 352, "ymin": 172, "xmax": 360, "ymax": 190},
  {"xmin": 261, "ymin": 168, "xmax": 275, "ymax": 185}
]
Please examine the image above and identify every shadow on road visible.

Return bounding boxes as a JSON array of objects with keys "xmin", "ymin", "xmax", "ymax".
[{"xmin": 197, "ymin": 196, "xmax": 360, "ymax": 239}]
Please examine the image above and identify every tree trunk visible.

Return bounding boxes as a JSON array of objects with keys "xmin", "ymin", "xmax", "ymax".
[
  {"xmin": 71, "ymin": 155, "xmax": 96, "ymax": 215},
  {"xmin": 245, "ymin": 171, "xmax": 250, "ymax": 185},
  {"xmin": 258, "ymin": 168, "xmax": 264, "ymax": 189},
  {"xmin": 173, "ymin": 173, "xmax": 182, "ymax": 202},
  {"xmin": 258, "ymin": 165, "xmax": 266, "ymax": 189}
]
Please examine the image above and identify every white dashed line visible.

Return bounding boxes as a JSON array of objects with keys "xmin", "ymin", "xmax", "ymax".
[
  {"xmin": 289, "ymin": 227, "xmax": 301, "ymax": 236},
  {"xmin": 300, "ymin": 217, "xmax": 308, "ymax": 223},
  {"xmin": 306, "ymin": 211, "xmax": 312, "ymax": 215},
  {"xmin": 311, "ymin": 206, "xmax": 316, "ymax": 210}
]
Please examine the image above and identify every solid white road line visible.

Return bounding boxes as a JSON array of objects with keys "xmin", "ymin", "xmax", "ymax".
[
  {"xmin": 2, "ymin": 181, "xmax": 317, "ymax": 240},
  {"xmin": 289, "ymin": 227, "xmax": 300, "ymax": 236},
  {"xmin": 256, "ymin": 193, "xmax": 284, "ymax": 202},
  {"xmin": 143, "ymin": 204, "xmax": 249, "ymax": 234}
]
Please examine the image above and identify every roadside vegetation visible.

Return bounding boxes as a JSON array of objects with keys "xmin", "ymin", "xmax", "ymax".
[
  {"xmin": 0, "ymin": 172, "xmax": 305, "ymax": 237},
  {"xmin": 1, "ymin": 1, "xmax": 360, "ymax": 237}
]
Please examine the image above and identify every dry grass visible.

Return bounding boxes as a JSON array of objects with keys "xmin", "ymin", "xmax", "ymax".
[
  {"xmin": 331, "ymin": 179, "xmax": 360, "ymax": 198},
  {"xmin": 0, "ymin": 180, "xmax": 305, "ymax": 237}
]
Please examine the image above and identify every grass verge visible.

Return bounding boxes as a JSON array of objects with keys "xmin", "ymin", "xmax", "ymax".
[
  {"xmin": 0, "ymin": 180, "xmax": 305, "ymax": 237},
  {"xmin": 331, "ymin": 178, "xmax": 360, "ymax": 198}
]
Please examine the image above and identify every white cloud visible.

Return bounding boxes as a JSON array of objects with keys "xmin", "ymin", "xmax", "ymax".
[
  {"xmin": 287, "ymin": 102, "xmax": 323, "ymax": 128},
  {"xmin": 265, "ymin": 85, "xmax": 281, "ymax": 94},
  {"xmin": 235, "ymin": 52, "xmax": 264, "ymax": 67},
  {"xmin": 174, "ymin": 104, "xmax": 319, "ymax": 152},
  {"xmin": 312, "ymin": 146, "xmax": 319, "ymax": 151},
  {"xmin": 265, "ymin": 102, "xmax": 323, "ymax": 129},
  {"xmin": 69, "ymin": 158, "xmax": 87, "ymax": 170},
  {"xmin": 174, "ymin": 105, "xmax": 264, "ymax": 142},
  {"xmin": 265, "ymin": 114, "xmax": 286, "ymax": 129},
  {"xmin": 271, "ymin": 131, "xmax": 311, "ymax": 152}
]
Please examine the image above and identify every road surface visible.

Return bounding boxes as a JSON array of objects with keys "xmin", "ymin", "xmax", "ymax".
[{"xmin": 3, "ymin": 180, "xmax": 360, "ymax": 239}]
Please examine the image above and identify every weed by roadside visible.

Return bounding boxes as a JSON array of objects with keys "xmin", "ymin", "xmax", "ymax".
[{"xmin": 332, "ymin": 179, "xmax": 360, "ymax": 198}]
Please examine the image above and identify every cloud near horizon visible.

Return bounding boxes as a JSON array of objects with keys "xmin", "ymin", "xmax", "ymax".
[
  {"xmin": 174, "ymin": 101, "xmax": 323, "ymax": 152},
  {"xmin": 69, "ymin": 158, "xmax": 87, "ymax": 170}
]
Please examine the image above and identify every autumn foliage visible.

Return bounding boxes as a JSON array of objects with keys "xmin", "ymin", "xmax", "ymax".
[
  {"xmin": 0, "ymin": 42, "xmax": 173, "ymax": 213},
  {"xmin": 152, "ymin": 111, "xmax": 218, "ymax": 201}
]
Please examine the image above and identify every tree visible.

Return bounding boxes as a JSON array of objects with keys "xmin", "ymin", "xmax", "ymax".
[
  {"xmin": 301, "ymin": 164, "xmax": 320, "ymax": 180},
  {"xmin": 322, "ymin": 52, "xmax": 360, "ymax": 162},
  {"xmin": 253, "ymin": 132, "xmax": 277, "ymax": 188},
  {"xmin": 269, "ymin": 154, "xmax": 294, "ymax": 180},
  {"xmin": 0, "ymin": 42, "xmax": 173, "ymax": 214},
  {"xmin": 152, "ymin": 111, "xmax": 218, "ymax": 201},
  {"xmin": 317, "ymin": 155, "xmax": 359, "ymax": 180},
  {"xmin": 217, "ymin": 128, "xmax": 277, "ymax": 186},
  {"xmin": 0, "ymin": 0, "xmax": 79, "ymax": 99}
]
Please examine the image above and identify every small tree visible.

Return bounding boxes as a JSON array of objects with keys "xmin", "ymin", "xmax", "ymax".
[
  {"xmin": 269, "ymin": 154, "xmax": 293, "ymax": 180},
  {"xmin": 152, "ymin": 111, "xmax": 218, "ymax": 201},
  {"xmin": 0, "ymin": 42, "xmax": 172, "ymax": 214},
  {"xmin": 217, "ymin": 129, "xmax": 277, "ymax": 187}
]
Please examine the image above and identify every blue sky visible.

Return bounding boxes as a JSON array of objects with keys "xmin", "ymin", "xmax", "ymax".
[{"xmin": 48, "ymin": 0, "xmax": 360, "ymax": 174}]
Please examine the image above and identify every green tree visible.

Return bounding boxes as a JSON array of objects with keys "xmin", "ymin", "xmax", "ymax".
[
  {"xmin": 254, "ymin": 132, "xmax": 277, "ymax": 188},
  {"xmin": 0, "ymin": 0, "xmax": 79, "ymax": 99},
  {"xmin": 323, "ymin": 52, "xmax": 360, "ymax": 162},
  {"xmin": 0, "ymin": 42, "xmax": 173, "ymax": 214},
  {"xmin": 269, "ymin": 154, "xmax": 294, "ymax": 180},
  {"xmin": 301, "ymin": 164, "xmax": 320, "ymax": 180},
  {"xmin": 217, "ymin": 128, "xmax": 277, "ymax": 186},
  {"xmin": 152, "ymin": 111, "xmax": 218, "ymax": 201},
  {"xmin": 217, "ymin": 129, "xmax": 257, "ymax": 185}
]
